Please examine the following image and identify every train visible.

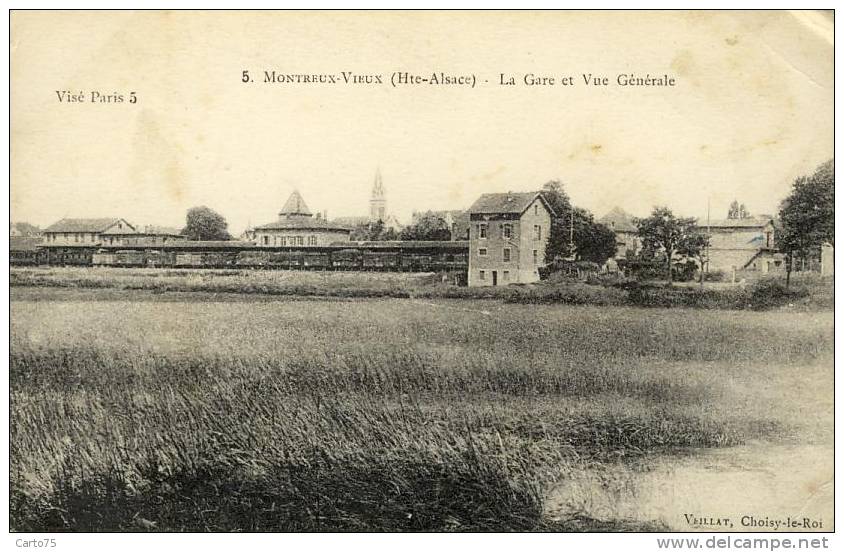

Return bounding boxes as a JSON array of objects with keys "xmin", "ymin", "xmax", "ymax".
[{"xmin": 21, "ymin": 240, "xmax": 470, "ymax": 276}]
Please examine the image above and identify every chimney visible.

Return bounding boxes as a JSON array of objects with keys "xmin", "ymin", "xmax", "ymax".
[{"xmin": 323, "ymin": 209, "xmax": 328, "ymax": 221}]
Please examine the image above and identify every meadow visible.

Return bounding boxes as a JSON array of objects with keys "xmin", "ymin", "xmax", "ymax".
[
  {"xmin": 10, "ymin": 287, "xmax": 833, "ymax": 531},
  {"xmin": 10, "ymin": 266, "xmax": 833, "ymax": 310}
]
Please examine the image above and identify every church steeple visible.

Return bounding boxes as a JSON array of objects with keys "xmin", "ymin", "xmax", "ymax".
[{"xmin": 370, "ymin": 168, "xmax": 386, "ymax": 222}]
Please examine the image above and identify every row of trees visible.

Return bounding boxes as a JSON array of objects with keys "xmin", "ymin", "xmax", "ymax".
[{"xmin": 349, "ymin": 215, "xmax": 452, "ymax": 242}]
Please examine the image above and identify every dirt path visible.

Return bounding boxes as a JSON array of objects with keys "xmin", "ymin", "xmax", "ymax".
[{"xmin": 546, "ymin": 443, "xmax": 833, "ymax": 532}]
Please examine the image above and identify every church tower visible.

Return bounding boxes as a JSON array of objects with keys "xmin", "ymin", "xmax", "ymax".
[{"xmin": 370, "ymin": 168, "xmax": 386, "ymax": 222}]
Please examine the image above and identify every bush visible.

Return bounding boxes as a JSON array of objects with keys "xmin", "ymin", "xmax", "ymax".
[
  {"xmin": 505, "ymin": 283, "xmax": 627, "ymax": 306},
  {"xmin": 704, "ymin": 269, "xmax": 728, "ymax": 282},
  {"xmin": 746, "ymin": 277, "xmax": 809, "ymax": 310}
]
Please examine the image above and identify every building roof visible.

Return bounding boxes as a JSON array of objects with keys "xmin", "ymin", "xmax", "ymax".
[
  {"xmin": 44, "ymin": 218, "xmax": 127, "ymax": 233},
  {"xmin": 332, "ymin": 216, "xmax": 371, "ymax": 227},
  {"xmin": 466, "ymin": 192, "xmax": 555, "ymax": 216},
  {"xmin": 279, "ymin": 190, "xmax": 311, "ymax": 216},
  {"xmin": 100, "ymin": 240, "xmax": 255, "ymax": 249},
  {"xmin": 336, "ymin": 240, "xmax": 470, "ymax": 249},
  {"xmin": 700, "ymin": 216, "xmax": 774, "ymax": 229},
  {"xmin": 412, "ymin": 210, "xmax": 465, "ymax": 223},
  {"xmin": 137, "ymin": 225, "xmax": 183, "ymax": 236},
  {"xmin": 10, "ymin": 236, "xmax": 43, "ymax": 251},
  {"xmin": 599, "ymin": 207, "xmax": 638, "ymax": 233},
  {"xmin": 255, "ymin": 217, "xmax": 352, "ymax": 233}
]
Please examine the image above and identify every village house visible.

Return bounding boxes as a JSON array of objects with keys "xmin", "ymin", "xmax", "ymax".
[
  {"xmin": 113, "ymin": 225, "xmax": 186, "ymax": 246},
  {"xmin": 9, "ymin": 222, "xmax": 42, "ymax": 237},
  {"xmin": 599, "ymin": 207, "xmax": 640, "ymax": 259},
  {"xmin": 42, "ymin": 218, "xmax": 136, "ymax": 245},
  {"xmin": 254, "ymin": 190, "xmax": 352, "ymax": 246},
  {"xmin": 466, "ymin": 191, "xmax": 555, "ymax": 286},
  {"xmin": 701, "ymin": 215, "xmax": 780, "ymax": 273}
]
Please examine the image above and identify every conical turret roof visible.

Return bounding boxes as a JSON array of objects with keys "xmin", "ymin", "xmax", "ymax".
[{"xmin": 279, "ymin": 190, "xmax": 312, "ymax": 217}]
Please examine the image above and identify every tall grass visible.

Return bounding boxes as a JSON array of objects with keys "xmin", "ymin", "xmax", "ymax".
[{"xmin": 10, "ymin": 295, "xmax": 833, "ymax": 531}]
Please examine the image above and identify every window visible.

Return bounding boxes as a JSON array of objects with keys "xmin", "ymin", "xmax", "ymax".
[
  {"xmin": 503, "ymin": 248, "xmax": 511, "ymax": 262},
  {"xmin": 296, "ymin": 236, "xmax": 304, "ymax": 246},
  {"xmin": 533, "ymin": 250, "xmax": 538, "ymax": 264},
  {"xmin": 479, "ymin": 224, "xmax": 487, "ymax": 239},
  {"xmin": 533, "ymin": 225, "xmax": 542, "ymax": 241},
  {"xmin": 478, "ymin": 248, "xmax": 488, "ymax": 256},
  {"xmin": 534, "ymin": 205, "xmax": 538, "ymax": 216},
  {"xmin": 278, "ymin": 237, "xmax": 286, "ymax": 246},
  {"xmin": 503, "ymin": 224, "xmax": 512, "ymax": 239},
  {"xmin": 502, "ymin": 270, "xmax": 510, "ymax": 281},
  {"xmin": 74, "ymin": 234, "xmax": 79, "ymax": 243},
  {"xmin": 479, "ymin": 270, "xmax": 486, "ymax": 281},
  {"xmin": 263, "ymin": 236, "xmax": 269, "ymax": 245},
  {"xmin": 308, "ymin": 236, "xmax": 317, "ymax": 246}
]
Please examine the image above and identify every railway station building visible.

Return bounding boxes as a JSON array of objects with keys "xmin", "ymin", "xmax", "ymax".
[{"xmin": 253, "ymin": 190, "xmax": 352, "ymax": 247}]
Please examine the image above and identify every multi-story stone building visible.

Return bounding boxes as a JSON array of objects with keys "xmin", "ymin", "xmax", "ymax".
[
  {"xmin": 254, "ymin": 190, "xmax": 352, "ymax": 246},
  {"xmin": 466, "ymin": 191, "xmax": 555, "ymax": 286}
]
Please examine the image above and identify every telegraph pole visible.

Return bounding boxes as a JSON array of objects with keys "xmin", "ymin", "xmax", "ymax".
[{"xmin": 701, "ymin": 198, "xmax": 711, "ymax": 289}]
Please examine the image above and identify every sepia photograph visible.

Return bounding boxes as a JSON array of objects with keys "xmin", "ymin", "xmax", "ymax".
[{"xmin": 7, "ymin": 8, "xmax": 835, "ymax": 546}]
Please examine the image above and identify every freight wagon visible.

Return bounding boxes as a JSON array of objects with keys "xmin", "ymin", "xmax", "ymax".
[{"xmin": 30, "ymin": 241, "xmax": 471, "ymax": 279}]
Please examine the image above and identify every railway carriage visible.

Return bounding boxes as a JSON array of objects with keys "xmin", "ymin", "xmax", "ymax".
[
  {"xmin": 236, "ymin": 250, "xmax": 270, "ymax": 268},
  {"xmin": 302, "ymin": 251, "xmax": 331, "ymax": 269},
  {"xmin": 331, "ymin": 249, "xmax": 362, "ymax": 270},
  {"xmin": 362, "ymin": 251, "xmax": 401, "ymax": 270}
]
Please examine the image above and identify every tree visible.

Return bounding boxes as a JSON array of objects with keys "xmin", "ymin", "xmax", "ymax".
[
  {"xmin": 350, "ymin": 220, "xmax": 399, "ymax": 241},
  {"xmin": 10, "ymin": 222, "xmax": 41, "ymax": 236},
  {"xmin": 676, "ymin": 231, "xmax": 711, "ymax": 288},
  {"xmin": 561, "ymin": 208, "xmax": 617, "ymax": 264},
  {"xmin": 541, "ymin": 180, "xmax": 616, "ymax": 265},
  {"xmin": 181, "ymin": 206, "xmax": 232, "ymax": 241},
  {"xmin": 728, "ymin": 200, "xmax": 740, "ymax": 219},
  {"xmin": 778, "ymin": 159, "xmax": 834, "ymax": 287},
  {"xmin": 728, "ymin": 200, "xmax": 750, "ymax": 219},
  {"xmin": 399, "ymin": 212, "xmax": 451, "ymax": 241},
  {"xmin": 542, "ymin": 180, "xmax": 572, "ymax": 263},
  {"xmin": 636, "ymin": 206, "xmax": 706, "ymax": 284}
]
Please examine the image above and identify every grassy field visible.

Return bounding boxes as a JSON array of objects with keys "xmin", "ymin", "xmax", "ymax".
[
  {"xmin": 10, "ymin": 266, "xmax": 833, "ymax": 310},
  {"xmin": 10, "ymin": 288, "xmax": 833, "ymax": 531}
]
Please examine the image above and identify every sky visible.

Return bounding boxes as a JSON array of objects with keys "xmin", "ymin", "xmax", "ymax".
[{"xmin": 11, "ymin": 10, "xmax": 833, "ymax": 234}]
